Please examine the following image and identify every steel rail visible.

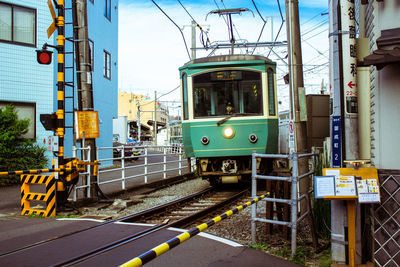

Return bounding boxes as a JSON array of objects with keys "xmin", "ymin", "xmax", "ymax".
[
  {"xmin": 54, "ymin": 189, "xmax": 247, "ymax": 266},
  {"xmin": 0, "ymin": 187, "xmax": 213, "ymax": 257},
  {"xmin": 168, "ymin": 189, "xmax": 249, "ymax": 228}
]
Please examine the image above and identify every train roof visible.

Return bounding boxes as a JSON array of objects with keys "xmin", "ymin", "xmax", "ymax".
[{"xmin": 182, "ymin": 54, "xmax": 275, "ymax": 66}]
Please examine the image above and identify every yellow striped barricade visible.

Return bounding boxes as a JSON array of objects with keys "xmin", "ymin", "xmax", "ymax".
[
  {"xmin": 20, "ymin": 174, "xmax": 56, "ymax": 217},
  {"xmin": 120, "ymin": 194, "xmax": 267, "ymax": 267}
]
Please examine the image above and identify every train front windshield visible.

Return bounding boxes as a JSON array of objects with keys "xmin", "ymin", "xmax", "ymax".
[{"xmin": 193, "ymin": 70, "xmax": 263, "ymax": 118}]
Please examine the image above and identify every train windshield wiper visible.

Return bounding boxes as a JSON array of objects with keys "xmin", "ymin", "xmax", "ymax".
[{"xmin": 217, "ymin": 113, "xmax": 254, "ymax": 126}]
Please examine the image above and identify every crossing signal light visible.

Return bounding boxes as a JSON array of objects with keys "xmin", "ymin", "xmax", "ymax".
[
  {"xmin": 40, "ymin": 113, "xmax": 57, "ymax": 131},
  {"xmin": 36, "ymin": 49, "xmax": 53, "ymax": 65}
]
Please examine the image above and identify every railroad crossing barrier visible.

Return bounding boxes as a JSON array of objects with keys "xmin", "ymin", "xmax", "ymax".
[
  {"xmin": 119, "ymin": 194, "xmax": 268, "ymax": 267},
  {"xmin": 20, "ymin": 174, "xmax": 56, "ymax": 217},
  {"xmin": 251, "ymin": 151, "xmax": 318, "ymax": 257},
  {"xmin": 1, "ymin": 159, "xmax": 98, "ymax": 217}
]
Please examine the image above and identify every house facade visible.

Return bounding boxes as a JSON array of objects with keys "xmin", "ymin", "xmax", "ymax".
[
  {"xmin": 0, "ymin": 0, "xmax": 54, "ymax": 162},
  {"xmin": 62, "ymin": 0, "xmax": 118, "ymax": 160},
  {"xmin": 0, "ymin": 0, "xmax": 118, "ymax": 165},
  {"xmin": 357, "ymin": 0, "xmax": 400, "ymax": 265}
]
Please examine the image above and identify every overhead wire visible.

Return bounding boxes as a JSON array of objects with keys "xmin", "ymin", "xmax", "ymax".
[
  {"xmin": 250, "ymin": 0, "xmax": 267, "ymax": 55},
  {"xmin": 267, "ymin": 0, "xmax": 285, "ymax": 58},
  {"xmin": 151, "ymin": 0, "xmax": 191, "ymax": 61},
  {"xmin": 177, "ymin": 0, "xmax": 211, "ymax": 49}
]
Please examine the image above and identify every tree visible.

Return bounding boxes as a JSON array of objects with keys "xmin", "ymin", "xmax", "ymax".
[{"xmin": 0, "ymin": 105, "xmax": 47, "ymax": 185}]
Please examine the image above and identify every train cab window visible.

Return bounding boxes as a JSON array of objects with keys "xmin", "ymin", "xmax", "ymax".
[
  {"xmin": 182, "ymin": 73, "xmax": 189, "ymax": 120},
  {"xmin": 193, "ymin": 70, "xmax": 262, "ymax": 118},
  {"xmin": 267, "ymin": 68, "xmax": 276, "ymax": 116}
]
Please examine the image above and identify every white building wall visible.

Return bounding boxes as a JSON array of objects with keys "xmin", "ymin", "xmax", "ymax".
[{"xmin": 368, "ymin": 1, "xmax": 400, "ymax": 169}]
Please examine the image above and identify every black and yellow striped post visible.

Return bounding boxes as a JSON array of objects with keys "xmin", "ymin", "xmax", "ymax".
[
  {"xmin": 20, "ymin": 174, "xmax": 56, "ymax": 217},
  {"xmin": 119, "ymin": 194, "xmax": 267, "ymax": 267},
  {"xmin": 55, "ymin": 0, "xmax": 67, "ymax": 208}
]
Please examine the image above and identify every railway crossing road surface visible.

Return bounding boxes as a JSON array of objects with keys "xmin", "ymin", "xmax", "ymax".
[{"xmin": 0, "ymin": 217, "xmax": 302, "ymax": 267}]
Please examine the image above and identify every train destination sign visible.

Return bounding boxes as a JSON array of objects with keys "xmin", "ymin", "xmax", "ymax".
[{"xmin": 211, "ymin": 71, "xmax": 242, "ymax": 81}]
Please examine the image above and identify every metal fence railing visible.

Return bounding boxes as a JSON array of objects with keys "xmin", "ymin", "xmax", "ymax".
[
  {"xmin": 251, "ymin": 151, "xmax": 317, "ymax": 257},
  {"xmin": 71, "ymin": 145, "xmax": 194, "ymax": 201}
]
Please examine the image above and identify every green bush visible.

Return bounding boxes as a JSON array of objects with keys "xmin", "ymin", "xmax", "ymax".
[{"xmin": 0, "ymin": 105, "xmax": 47, "ymax": 185}]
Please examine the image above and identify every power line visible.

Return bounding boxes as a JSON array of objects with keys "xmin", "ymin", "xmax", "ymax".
[
  {"xmin": 177, "ymin": 0, "xmax": 211, "ymax": 49},
  {"xmin": 251, "ymin": 0, "xmax": 266, "ymax": 23},
  {"xmin": 267, "ymin": 0, "xmax": 284, "ymax": 58},
  {"xmin": 151, "ymin": 0, "xmax": 192, "ymax": 61}
]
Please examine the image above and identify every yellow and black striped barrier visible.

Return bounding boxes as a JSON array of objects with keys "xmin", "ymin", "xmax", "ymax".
[
  {"xmin": 21, "ymin": 174, "xmax": 56, "ymax": 217},
  {"xmin": 0, "ymin": 168, "xmax": 75, "ymax": 177},
  {"xmin": 120, "ymin": 193, "xmax": 268, "ymax": 267}
]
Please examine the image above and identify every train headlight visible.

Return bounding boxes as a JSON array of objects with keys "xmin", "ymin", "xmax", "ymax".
[
  {"xmin": 223, "ymin": 127, "xmax": 235, "ymax": 139},
  {"xmin": 201, "ymin": 136, "xmax": 210, "ymax": 145},
  {"xmin": 249, "ymin": 134, "xmax": 258, "ymax": 143}
]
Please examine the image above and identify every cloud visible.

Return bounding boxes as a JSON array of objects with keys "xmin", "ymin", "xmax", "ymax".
[{"xmin": 118, "ymin": 1, "xmax": 329, "ymax": 111}]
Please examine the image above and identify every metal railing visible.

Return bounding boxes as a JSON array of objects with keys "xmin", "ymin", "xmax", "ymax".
[
  {"xmin": 72, "ymin": 146, "xmax": 91, "ymax": 200},
  {"xmin": 251, "ymin": 150, "xmax": 317, "ymax": 257},
  {"xmin": 71, "ymin": 145, "xmax": 194, "ymax": 201}
]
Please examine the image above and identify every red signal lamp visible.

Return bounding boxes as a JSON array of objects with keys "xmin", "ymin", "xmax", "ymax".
[{"xmin": 36, "ymin": 49, "xmax": 53, "ymax": 65}]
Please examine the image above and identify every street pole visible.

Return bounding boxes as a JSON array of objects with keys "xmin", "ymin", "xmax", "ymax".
[
  {"xmin": 74, "ymin": 0, "xmax": 97, "ymax": 198},
  {"xmin": 329, "ymin": 0, "xmax": 346, "ymax": 263},
  {"xmin": 285, "ymin": 0, "xmax": 309, "ymax": 213},
  {"xmin": 136, "ymin": 98, "xmax": 141, "ymax": 142},
  {"xmin": 191, "ymin": 20, "xmax": 196, "ymax": 59},
  {"xmin": 154, "ymin": 91, "xmax": 157, "ymax": 146}
]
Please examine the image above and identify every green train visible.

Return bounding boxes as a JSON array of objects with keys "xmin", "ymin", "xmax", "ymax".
[{"xmin": 179, "ymin": 55, "xmax": 279, "ymax": 185}]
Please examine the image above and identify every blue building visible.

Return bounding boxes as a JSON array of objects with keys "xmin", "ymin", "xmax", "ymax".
[
  {"xmin": 0, "ymin": 0, "xmax": 118, "ymax": 166},
  {"xmin": 0, "ymin": 0, "xmax": 54, "ymax": 162},
  {"xmin": 62, "ymin": 0, "xmax": 118, "ymax": 162}
]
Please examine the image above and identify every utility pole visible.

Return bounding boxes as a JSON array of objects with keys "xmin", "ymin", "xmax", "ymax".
[
  {"xmin": 154, "ymin": 91, "xmax": 157, "ymax": 146},
  {"xmin": 191, "ymin": 20, "xmax": 196, "ymax": 59},
  {"xmin": 73, "ymin": 0, "xmax": 97, "ymax": 198},
  {"xmin": 329, "ymin": 1, "xmax": 346, "ymax": 262},
  {"xmin": 136, "ymin": 98, "xmax": 141, "ymax": 142},
  {"xmin": 285, "ymin": 0, "xmax": 309, "ymax": 212}
]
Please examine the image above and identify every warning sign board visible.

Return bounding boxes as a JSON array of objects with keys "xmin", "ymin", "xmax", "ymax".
[{"xmin": 75, "ymin": 111, "xmax": 100, "ymax": 139}]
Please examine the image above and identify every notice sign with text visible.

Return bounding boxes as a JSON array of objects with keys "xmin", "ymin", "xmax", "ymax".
[
  {"xmin": 75, "ymin": 111, "xmax": 100, "ymax": 139},
  {"xmin": 356, "ymin": 179, "xmax": 380, "ymax": 203},
  {"xmin": 314, "ymin": 176, "xmax": 335, "ymax": 198},
  {"xmin": 335, "ymin": 175, "xmax": 357, "ymax": 196}
]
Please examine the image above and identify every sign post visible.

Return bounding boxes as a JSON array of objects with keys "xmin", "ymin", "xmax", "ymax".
[{"xmin": 317, "ymin": 166, "xmax": 380, "ymax": 267}]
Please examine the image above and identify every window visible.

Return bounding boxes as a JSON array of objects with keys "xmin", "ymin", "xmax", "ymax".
[
  {"xmin": 182, "ymin": 73, "xmax": 189, "ymax": 120},
  {"xmin": 0, "ymin": 101, "xmax": 36, "ymax": 139},
  {"xmin": 267, "ymin": 68, "xmax": 276, "ymax": 116},
  {"xmin": 192, "ymin": 70, "xmax": 263, "ymax": 118},
  {"xmin": 0, "ymin": 2, "xmax": 36, "ymax": 46},
  {"xmin": 103, "ymin": 50, "xmax": 111, "ymax": 79},
  {"xmin": 89, "ymin": 0, "xmax": 94, "ymax": 4},
  {"xmin": 105, "ymin": 0, "xmax": 111, "ymax": 21}
]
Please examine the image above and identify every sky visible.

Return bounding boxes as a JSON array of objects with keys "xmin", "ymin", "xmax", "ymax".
[{"xmin": 118, "ymin": 0, "xmax": 329, "ymax": 113}]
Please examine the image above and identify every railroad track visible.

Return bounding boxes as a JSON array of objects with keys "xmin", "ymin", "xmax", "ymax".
[
  {"xmin": 123, "ymin": 188, "xmax": 249, "ymax": 228},
  {"xmin": 0, "ymin": 187, "xmax": 250, "ymax": 266}
]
